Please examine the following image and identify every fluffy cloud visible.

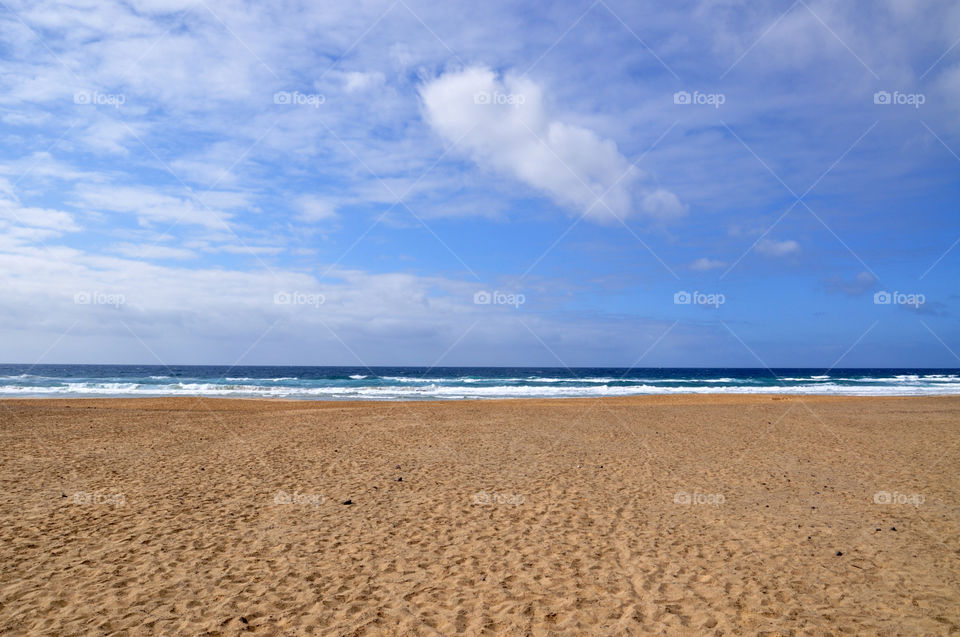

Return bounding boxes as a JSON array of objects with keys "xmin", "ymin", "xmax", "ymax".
[{"xmin": 419, "ymin": 67, "xmax": 685, "ymax": 223}]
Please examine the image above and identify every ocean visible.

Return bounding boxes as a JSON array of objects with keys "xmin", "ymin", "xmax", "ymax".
[{"xmin": 0, "ymin": 365, "xmax": 958, "ymax": 399}]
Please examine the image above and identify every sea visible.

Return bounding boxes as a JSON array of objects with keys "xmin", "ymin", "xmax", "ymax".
[{"xmin": 0, "ymin": 365, "xmax": 958, "ymax": 400}]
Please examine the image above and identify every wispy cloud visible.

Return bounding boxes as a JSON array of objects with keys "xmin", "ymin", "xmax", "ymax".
[{"xmin": 689, "ymin": 257, "xmax": 727, "ymax": 272}]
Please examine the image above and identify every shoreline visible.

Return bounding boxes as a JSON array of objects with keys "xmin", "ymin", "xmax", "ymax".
[{"xmin": 1, "ymin": 392, "xmax": 959, "ymax": 406}]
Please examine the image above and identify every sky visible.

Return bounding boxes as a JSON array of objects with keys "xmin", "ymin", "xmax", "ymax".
[{"xmin": 0, "ymin": 0, "xmax": 958, "ymax": 368}]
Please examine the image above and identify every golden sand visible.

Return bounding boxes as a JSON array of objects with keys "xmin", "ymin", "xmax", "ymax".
[{"xmin": 1, "ymin": 395, "xmax": 958, "ymax": 635}]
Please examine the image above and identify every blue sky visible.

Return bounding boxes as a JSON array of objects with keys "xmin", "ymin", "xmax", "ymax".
[{"xmin": 1, "ymin": 0, "xmax": 958, "ymax": 367}]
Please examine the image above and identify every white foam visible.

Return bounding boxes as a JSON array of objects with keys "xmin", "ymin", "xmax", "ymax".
[{"xmin": 2, "ymin": 379, "xmax": 959, "ymax": 399}]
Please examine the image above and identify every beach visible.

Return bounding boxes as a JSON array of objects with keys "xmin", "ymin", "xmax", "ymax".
[{"xmin": 1, "ymin": 394, "xmax": 958, "ymax": 635}]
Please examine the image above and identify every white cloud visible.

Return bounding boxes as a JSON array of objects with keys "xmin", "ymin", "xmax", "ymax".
[
  {"xmin": 168, "ymin": 142, "xmax": 264, "ymax": 188},
  {"xmin": 689, "ymin": 257, "xmax": 727, "ymax": 271},
  {"xmin": 77, "ymin": 118, "xmax": 143, "ymax": 155},
  {"xmin": 0, "ymin": 241, "xmax": 679, "ymax": 365},
  {"xmin": 73, "ymin": 184, "xmax": 232, "ymax": 230},
  {"xmin": 756, "ymin": 238, "xmax": 801, "ymax": 257},
  {"xmin": 0, "ymin": 192, "xmax": 82, "ymax": 243},
  {"xmin": 195, "ymin": 190, "xmax": 253, "ymax": 211},
  {"xmin": 337, "ymin": 71, "xmax": 386, "ymax": 93},
  {"xmin": 419, "ymin": 66, "xmax": 685, "ymax": 223},
  {"xmin": 111, "ymin": 242, "xmax": 196, "ymax": 260},
  {"xmin": 0, "ymin": 153, "xmax": 100, "ymax": 184},
  {"xmin": 640, "ymin": 189, "xmax": 687, "ymax": 220},
  {"xmin": 207, "ymin": 244, "xmax": 283, "ymax": 256},
  {"xmin": 296, "ymin": 195, "xmax": 338, "ymax": 222},
  {"xmin": 0, "ymin": 205, "xmax": 81, "ymax": 232}
]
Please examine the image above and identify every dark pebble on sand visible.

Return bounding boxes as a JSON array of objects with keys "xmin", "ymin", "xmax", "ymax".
[
  {"xmin": 343, "ymin": 499, "xmax": 353, "ymax": 505},
  {"xmin": 836, "ymin": 551, "xmax": 843, "ymax": 556},
  {"xmin": 240, "ymin": 617, "xmax": 248, "ymax": 624},
  {"xmin": 397, "ymin": 477, "xmax": 402, "ymax": 481},
  {"xmin": 891, "ymin": 526, "xmax": 896, "ymax": 531}
]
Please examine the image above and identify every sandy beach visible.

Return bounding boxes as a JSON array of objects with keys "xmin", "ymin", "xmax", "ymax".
[{"xmin": 1, "ymin": 395, "xmax": 958, "ymax": 635}]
